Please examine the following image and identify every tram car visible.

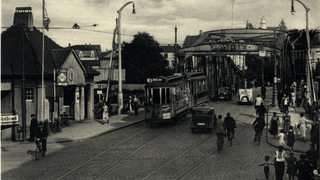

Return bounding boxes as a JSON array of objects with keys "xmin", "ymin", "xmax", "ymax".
[
  {"xmin": 185, "ymin": 72, "xmax": 209, "ymax": 107},
  {"xmin": 145, "ymin": 74, "xmax": 191, "ymax": 124}
]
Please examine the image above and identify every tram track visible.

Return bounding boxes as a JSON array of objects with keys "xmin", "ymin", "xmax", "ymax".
[
  {"xmin": 56, "ymin": 125, "xmax": 152, "ymax": 180},
  {"xmin": 57, "ymin": 101, "xmax": 256, "ymax": 179},
  {"xmin": 176, "ymin": 124, "xmax": 254, "ymax": 179}
]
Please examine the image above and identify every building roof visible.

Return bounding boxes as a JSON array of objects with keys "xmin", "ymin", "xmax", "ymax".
[
  {"xmin": 160, "ymin": 44, "xmax": 181, "ymax": 52},
  {"xmin": 182, "ymin": 35, "xmax": 199, "ymax": 48},
  {"xmin": 1, "ymin": 25, "xmax": 99, "ymax": 78},
  {"xmin": 67, "ymin": 44, "xmax": 102, "ymax": 53},
  {"xmin": 1, "ymin": 25, "xmax": 61, "ymax": 77},
  {"xmin": 311, "ymin": 32, "xmax": 320, "ymax": 48}
]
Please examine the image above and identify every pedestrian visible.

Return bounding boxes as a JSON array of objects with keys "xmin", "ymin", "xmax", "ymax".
[
  {"xmin": 224, "ymin": 112, "xmax": 236, "ymax": 146},
  {"xmin": 102, "ymin": 103, "xmax": 109, "ymax": 124},
  {"xmin": 278, "ymin": 90, "xmax": 284, "ymax": 109},
  {"xmin": 298, "ymin": 113, "xmax": 307, "ymax": 142},
  {"xmin": 274, "ymin": 146, "xmax": 286, "ymax": 180},
  {"xmin": 310, "ymin": 121, "xmax": 319, "ymax": 148},
  {"xmin": 259, "ymin": 155, "xmax": 273, "ymax": 180},
  {"xmin": 133, "ymin": 95, "xmax": 140, "ymax": 116},
  {"xmin": 253, "ymin": 114, "xmax": 265, "ymax": 145},
  {"xmin": 257, "ymin": 102, "xmax": 267, "ymax": 119},
  {"xmin": 128, "ymin": 96, "xmax": 133, "ymax": 115},
  {"xmin": 296, "ymin": 90, "xmax": 303, "ymax": 107},
  {"xmin": 282, "ymin": 112, "xmax": 291, "ymax": 134},
  {"xmin": 269, "ymin": 112, "xmax": 279, "ymax": 139},
  {"xmin": 261, "ymin": 86, "xmax": 267, "ymax": 100},
  {"xmin": 255, "ymin": 95, "xmax": 264, "ymax": 115},
  {"xmin": 29, "ymin": 114, "xmax": 38, "ymax": 142},
  {"xmin": 278, "ymin": 129, "xmax": 286, "ymax": 147},
  {"xmin": 281, "ymin": 95, "xmax": 290, "ymax": 113},
  {"xmin": 35, "ymin": 121, "xmax": 48, "ymax": 157},
  {"xmin": 306, "ymin": 144, "xmax": 318, "ymax": 171},
  {"xmin": 214, "ymin": 114, "xmax": 226, "ymax": 153},
  {"xmin": 287, "ymin": 126, "xmax": 295, "ymax": 151},
  {"xmin": 290, "ymin": 90, "xmax": 296, "ymax": 108},
  {"xmin": 296, "ymin": 154, "xmax": 313, "ymax": 180},
  {"xmin": 286, "ymin": 152, "xmax": 297, "ymax": 180}
]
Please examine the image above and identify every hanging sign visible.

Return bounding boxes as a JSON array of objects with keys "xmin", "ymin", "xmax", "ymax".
[{"xmin": 57, "ymin": 69, "xmax": 67, "ymax": 86}]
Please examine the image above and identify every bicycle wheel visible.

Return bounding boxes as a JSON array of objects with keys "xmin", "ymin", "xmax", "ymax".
[{"xmin": 34, "ymin": 150, "xmax": 41, "ymax": 160}]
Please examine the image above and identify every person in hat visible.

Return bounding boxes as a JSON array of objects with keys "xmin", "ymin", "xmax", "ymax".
[
  {"xmin": 35, "ymin": 120, "xmax": 49, "ymax": 157},
  {"xmin": 29, "ymin": 114, "xmax": 38, "ymax": 142}
]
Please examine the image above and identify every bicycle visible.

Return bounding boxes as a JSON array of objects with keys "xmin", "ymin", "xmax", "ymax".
[{"xmin": 27, "ymin": 138, "xmax": 45, "ymax": 160}]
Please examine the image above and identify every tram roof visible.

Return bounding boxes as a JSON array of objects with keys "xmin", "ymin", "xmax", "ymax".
[
  {"xmin": 185, "ymin": 72, "xmax": 206, "ymax": 80},
  {"xmin": 145, "ymin": 74, "xmax": 188, "ymax": 87}
]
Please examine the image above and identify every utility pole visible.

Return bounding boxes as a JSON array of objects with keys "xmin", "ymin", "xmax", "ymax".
[
  {"xmin": 272, "ymin": 29, "xmax": 277, "ymax": 107},
  {"xmin": 174, "ymin": 25, "xmax": 178, "ymax": 73}
]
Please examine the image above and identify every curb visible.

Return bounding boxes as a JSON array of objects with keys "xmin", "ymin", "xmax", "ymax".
[{"xmin": 47, "ymin": 119, "xmax": 145, "ymax": 144}]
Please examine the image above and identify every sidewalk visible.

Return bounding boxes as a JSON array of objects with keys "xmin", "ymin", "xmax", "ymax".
[
  {"xmin": 264, "ymin": 100, "xmax": 312, "ymax": 153},
  {"xmin": 1, "ymin": 111, "xmax": 145, "ymax": 173}
]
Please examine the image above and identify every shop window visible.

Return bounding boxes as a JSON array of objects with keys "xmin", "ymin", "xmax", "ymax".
[{"xmin": 25, "ymin": 88, "xmax": 34, "ymax": 100}]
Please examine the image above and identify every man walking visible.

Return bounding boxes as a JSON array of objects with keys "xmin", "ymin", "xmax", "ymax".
[
  {"xmin": 29, "ymin": 114, "xmax": 38, "ymax": 142},
  {"xmin": 214, "ymin": 114, "xmax": 226, "ymax": 153},
  {"xmin": 224, "ymin": 113, "xmax": 236, "ymax": 146}
]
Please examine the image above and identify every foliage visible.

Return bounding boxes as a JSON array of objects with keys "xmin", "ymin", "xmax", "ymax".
[{"xmin": 122, "ymin": 32, "xmax": 173, "ymax": 83}]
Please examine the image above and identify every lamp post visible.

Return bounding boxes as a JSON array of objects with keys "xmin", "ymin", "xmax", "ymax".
[
  {"xmin": 290, "ymin": 0, "xmax": 319, "ymax": 168},
  {"xmin": 290, "ymin": 0, "xmax": 315, "ymax": 103},
  {"xmin": 116, "ymin": 1, "xmax": 136, "ymax": 115}
]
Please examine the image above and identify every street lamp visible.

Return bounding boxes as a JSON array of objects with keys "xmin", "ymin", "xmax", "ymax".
[
  {"xmin": 290, "ymin": 0, "xmax": 315, "ymax": 103},
  {"xmin": 290, "ymin": 0, "xmax": 319, "ymax": 168},
  {"xmin": 117, "ymin": 1, "xmax": 136, "ymax": 115}
]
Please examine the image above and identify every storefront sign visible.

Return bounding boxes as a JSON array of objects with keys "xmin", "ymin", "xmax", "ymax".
[
  {"xmin": 57, "ymin": 69, "xmax": 67, "ymax": 86},
  {"xmin": 1, "ymin": 115, "xmax": 19, "ymax": 126}
]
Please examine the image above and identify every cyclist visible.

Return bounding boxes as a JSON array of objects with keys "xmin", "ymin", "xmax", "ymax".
[{"xmin": 35, "ymin": 121, "xmax": 49, "ymax": 157}]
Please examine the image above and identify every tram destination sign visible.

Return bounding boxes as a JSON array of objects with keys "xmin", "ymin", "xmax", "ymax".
[{"xmin": 1, "ymin": 115, "xmax": 19, "ymax": 126}]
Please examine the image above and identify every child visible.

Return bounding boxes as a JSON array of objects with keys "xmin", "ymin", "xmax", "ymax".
[
  {"xmin": 286, "ymin": 152, "xmax": 297, "ymax": 180},
  {"xmin": 278, "ymin": 129, "xmax": 285, "ymax": 146},
  {"xmin": 287, "ymin": 126, "xmax": 295, "ymax": 151},
  {"xmin": 259, "ymin": 155, "xmax": 273, "ymax": 180}
]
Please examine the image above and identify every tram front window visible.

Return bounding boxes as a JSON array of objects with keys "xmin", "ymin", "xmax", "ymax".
[{"xmin": 153, "ymin": 88, "xmax": 160, "ymax": 104}]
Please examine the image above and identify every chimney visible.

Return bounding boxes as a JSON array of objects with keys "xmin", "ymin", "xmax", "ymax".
[
  {"xmin": 199, "ymin": 30, "xmax": 202, "ymax": 34},
  {"xmin": 13, "ymin": 7, "xmax": 34, "ymax": 31}
]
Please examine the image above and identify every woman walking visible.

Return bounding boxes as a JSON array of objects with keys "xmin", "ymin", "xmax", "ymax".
[
  {"xmin": 298, "ymin": 113, "xmax": 307, "ymax": 142},
  {"xmin": 269, "ymin": 112, "xmax": 279, "ymax": 139},
  {"xmin": 253, "ymin": 114, "xmax": 265, "ymax": 145},
  {"xmin": 274, "ymin": 146, "xmax": 286, "ymax": 180}
]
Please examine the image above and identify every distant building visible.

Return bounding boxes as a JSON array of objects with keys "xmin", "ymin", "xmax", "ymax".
[{"xmin": 160, "ymin": 44, "xmax": 181, "ymax": 69}]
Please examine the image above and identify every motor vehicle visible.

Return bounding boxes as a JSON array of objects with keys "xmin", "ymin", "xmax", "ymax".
[
  {"xmin": 190, "ymin": 106, "xmax": 215, "ymax": 133},
  {"xmin": 238, "ymin": 88, "xmax": 253, "ymax": 105},
  {"xmin": 217, "ymin": 87, "xmax": 232, "ymax": 101}
]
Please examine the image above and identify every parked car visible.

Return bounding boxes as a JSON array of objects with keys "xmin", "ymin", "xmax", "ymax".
[
  {"xmin": 190, "ymin": 106, "xmax": 215, "ymax": 133},
  {"xmin": 217, "ymin": 87, "xmax": 232, "ymax": 101}
]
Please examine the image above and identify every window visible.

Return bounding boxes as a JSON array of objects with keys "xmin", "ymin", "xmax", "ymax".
[
  {"xmin": 79, "ymin": 51, "xmax": 83, "ymax": 57},
  {"xmin": 90, "ymin": 51, "xmax": 95, "ymax": 57},
  {"xmin": 25, "ymin": 88, "xmax": 34, "ymax": 100}
]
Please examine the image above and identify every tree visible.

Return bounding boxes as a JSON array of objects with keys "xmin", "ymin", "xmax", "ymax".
[{"xmin": 122, "ymin": 32, "xmax": 173, "ymax": 83}]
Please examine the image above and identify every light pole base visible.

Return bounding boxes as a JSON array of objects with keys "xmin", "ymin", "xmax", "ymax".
[{"xmin": 118, "ymin": 92, "xmax": 123, "ymax": 115}]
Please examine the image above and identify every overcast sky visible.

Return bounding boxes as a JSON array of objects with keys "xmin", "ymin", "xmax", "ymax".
[{"xmin": 2, "ymin": 0, "xmax": 319, "ymax": 51}]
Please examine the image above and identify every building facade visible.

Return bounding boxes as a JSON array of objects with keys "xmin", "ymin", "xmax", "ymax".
[{"xmin": 1, "ymin": 7, "xmax": 99, "ymax": 141}]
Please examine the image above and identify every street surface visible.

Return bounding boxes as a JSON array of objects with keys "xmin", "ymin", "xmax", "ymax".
[{"xmin": 2, "ymin": 88, "xmax": 288, "ymax": 180}]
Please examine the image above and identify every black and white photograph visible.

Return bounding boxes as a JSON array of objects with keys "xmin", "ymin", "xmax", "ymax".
[{"xmin": 1, "ymin": 0, "xmax": 320, "ymax": 179}]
